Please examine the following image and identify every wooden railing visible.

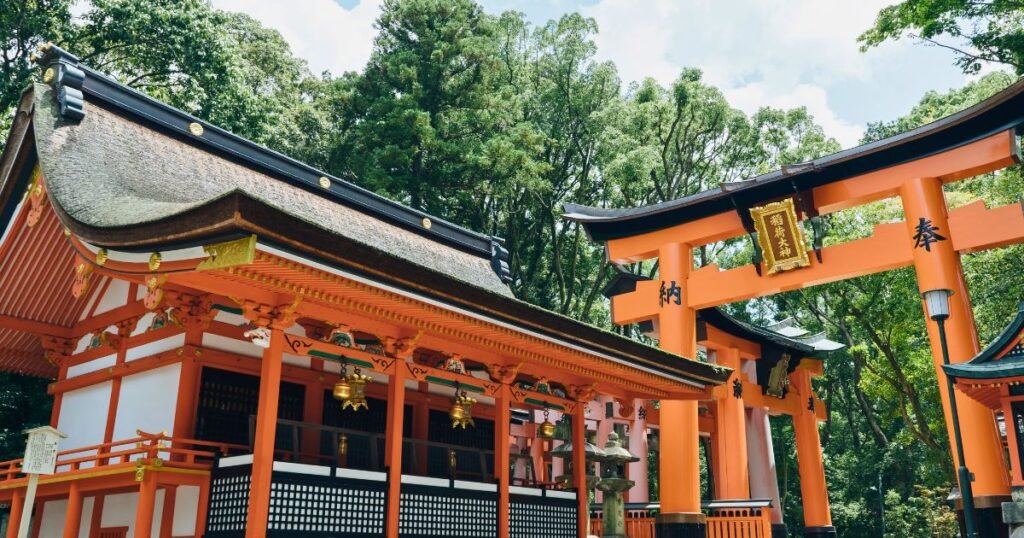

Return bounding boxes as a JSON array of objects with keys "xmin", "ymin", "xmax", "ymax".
[
  {"xmin": 590, "ymin": 499, "xmax": 773, "ymax": 538},
  {"xmin": 0, "ymin": 430, "xmax": 244, "ymax": 483},
  {"xmin": 706, "ymin": 506, "xmax": 773, "ymax": 537}
]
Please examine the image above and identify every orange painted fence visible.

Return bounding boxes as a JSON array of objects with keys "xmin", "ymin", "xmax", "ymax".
[
  {"xmin": 591, "ymin": 500, "xmax": 773, "ymax": 538},
  {"xmin": 0, "ymin": 430, "xmax": 244, "ymax": 483}
]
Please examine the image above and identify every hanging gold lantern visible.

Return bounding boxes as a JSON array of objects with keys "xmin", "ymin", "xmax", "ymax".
[
  {"xmin": 343, "ymin": 367, "xmax": 370, "ymax": 411},
  {"xmin": 449, "ymin": 398, "xmax": 466, "ymax": 425},
  {"xmin": 334, "ymin": 362, "xmax": 369, "ymax": 411},
  {"xmin": 338, "ymin": 434, "xmax": 348, "ymax": 457},
  {"xmin": 449, "ymin": 383, "xmax": 476, "ymax": 429},
  {"xmin": 538, "ymin": 406, "xmax": 556, "ymax": 439}
]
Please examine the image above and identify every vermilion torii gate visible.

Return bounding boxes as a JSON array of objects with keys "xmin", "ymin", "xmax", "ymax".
[{"xmin": 565, "ymin": 79, "xmax": 1024, "ymax": 537}]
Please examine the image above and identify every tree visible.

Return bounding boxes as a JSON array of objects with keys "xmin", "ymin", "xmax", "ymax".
[
  {"xmin": 1, "ymin": 0, "xmax": 73, "ymax": 135},
  {"xmin": 859, "ymin": 0, "xmax": 1024, "ymax": 74},
  {"xmin": 1, "ymin": 0, "xmax": 325, "ymax": 151}
]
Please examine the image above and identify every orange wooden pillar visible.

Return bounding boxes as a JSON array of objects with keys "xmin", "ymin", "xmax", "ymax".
[
  {"xmin": 495, "ymin": 389, "xmax": 512, "ymax": 538},
  {"xmin": 245, "ymin": 329, "xmax": 285, "ymax": 537},
  {"xmin": 62, "ymin": 481, "xmax": 84, "ymax": 538},
  {"xmin": 302, "ymin": 378, "xmax": 325, "ymax": 463},
  {"xmin": 194, "ymin": 478, "xmax": 211, "ymax": 537},
  {"xmin": 1001, "ymin": 399, "xmax": 1024, "ymax": 487},
  {"xmin": 655, "ymin": 242, "xmax": 706, "ymax": 537},
  {"xmin": 791, "ymin": 366, "xmax": 833, "ymax": 534},
  {"xmin": 6, "ymin": 490, "xmax": 23, "ymax": 538},
  {"xmin": 384, "ymin": 364, "xmax": 408, "ymax": 538},
  {"xmin": 158, "ymin": 486, "xmax": 177, "ymax": 538},
  {"xmin": 572, "ymin": 402, "xmax": 588, "ymax": 538},
  {"xmin": 900, "ymin": 176, "xmax": 1011, "ymax": 505},
  {"xmin": 712, "ymin": 347, "xmax": 749, "ymax": 500},
  {"xmin": 134, "ymin": 472, "xmax": 159, "ymax": 538}
]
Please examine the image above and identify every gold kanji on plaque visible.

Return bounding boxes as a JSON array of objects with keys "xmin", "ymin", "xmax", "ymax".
[{"xmin": 749, "ymin": 198, "xmax": 811, "ymax": 275}]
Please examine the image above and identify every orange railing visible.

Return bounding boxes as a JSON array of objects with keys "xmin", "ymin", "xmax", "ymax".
[
  {"xmin": 591, "ymin": 501, "xmax": 773, "ymax": 538},
  {"xmin": 706, "ymin": 506, "xmax": 773, "ymax": 537},
  {"xmin": 0, "ymin": 430, "xmax": 245, "ymax": 484},
  {"xmin": 590, "ymin": 516, "xmax": 656, "ymax": 538}
]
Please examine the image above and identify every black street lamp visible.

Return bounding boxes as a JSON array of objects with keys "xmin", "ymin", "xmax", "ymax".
[{"xmin": 923, "ymin": 288, "xmax": 978, "ymax": 538}]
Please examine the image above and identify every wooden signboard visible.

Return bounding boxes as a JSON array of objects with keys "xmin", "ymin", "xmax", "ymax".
[{"xmin": 750, "ymin": 198, "xmax": 812, "ymax": 275}]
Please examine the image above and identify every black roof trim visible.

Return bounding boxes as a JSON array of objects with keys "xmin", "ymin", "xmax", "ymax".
[
  {"xmin": 32, "ymin": 44, "xmax": 510, "ymax": 276},
  {"xmin": 945, "ymin": 302, "xmax": 1024, "ymax": 380},
  {"xmin": 564, "ymin": 77, "xmax": 1024, "ymax": 241},
  {"xmin": 697, "ymin": 307, "xmax": 817, "ymax": 356}
]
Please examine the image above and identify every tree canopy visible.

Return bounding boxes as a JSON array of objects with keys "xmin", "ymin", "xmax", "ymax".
[{"xmin": 3, "ymin": 1, "xmax": 1023, "ymax": 536}]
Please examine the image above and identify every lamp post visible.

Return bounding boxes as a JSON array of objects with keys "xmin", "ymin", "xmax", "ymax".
[{"xmin": 923, "ymin": 288, "xmax": 977, "ymax": 538}]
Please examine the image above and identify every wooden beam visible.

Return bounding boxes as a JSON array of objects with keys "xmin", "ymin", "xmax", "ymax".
[{"xmin": 0, "ymin": 315, "xmax": 72, "ymax": 338}]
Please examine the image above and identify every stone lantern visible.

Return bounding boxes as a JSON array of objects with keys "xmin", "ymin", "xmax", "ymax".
[{"xmin": 595, "ymin": 431, "xmax": 640, "ymax": 538}]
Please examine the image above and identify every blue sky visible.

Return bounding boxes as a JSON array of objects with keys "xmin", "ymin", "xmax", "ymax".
[{"xmin": 210, "ymin": 0, "xmax": 1000, "ymax": 148}]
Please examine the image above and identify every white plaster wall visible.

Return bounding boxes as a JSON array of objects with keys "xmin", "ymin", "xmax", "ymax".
[
  {"xmin": 131, "ymin": 312, "xmax": 156, "ymax": 337},
  {"xmin": 113, "ymin": 364, "xmax": 180, "ymax": 442},
  {"xmin": 67, "ymin": 353, "xmax": 117, "ymax": 378},
  {"xmin": 125, "ymin": 334, "xmax": 186, "ymax": 362},
  {"xmin": 35, "ymin": 497, "xmax": 94, "ymax": 537},
  {"xmin": 57, "ymin": 381, "xmax": 113, "ymax": 467},
  {"xmin": 37, "ymin": 499, "xmax": 66, "ymax": 537},
  {"xmin": 100, "ymin": 491, "xmax": 167, "ymax": 538},
  {"xmin": 173, "ymin": 486, "xmax": 200, "ymax": 536},
  {"xmin": 202, "ymin": 333, "xmax": 262, "ymax": 358},
  {"xmin": 93, "ymin": 278, "xmax": 130, "ymax": 316}
]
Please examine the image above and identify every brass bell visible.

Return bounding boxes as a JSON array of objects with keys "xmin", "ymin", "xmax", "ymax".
[
  {"xmin": 538, "ymin": 406, "xmax": 555, "ymax": 438},
  {"xmin": 333, "ymin": 378, "xmax": 351, "ymax": 401}
]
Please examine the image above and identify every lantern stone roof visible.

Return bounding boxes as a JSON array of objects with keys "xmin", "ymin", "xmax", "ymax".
[
  {"xmin": 563, "ymin": 77, "xmax": 1024, "ymax": 241},
  {"xmin": 0, "ymin": 46, "xmax": 732, "ymax": 387},
  {"xmin": 944, "ymin": 302, "xmax": 1024, "ymax": 380}
]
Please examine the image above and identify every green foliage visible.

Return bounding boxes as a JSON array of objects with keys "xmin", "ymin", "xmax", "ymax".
[
  {"xmin": 1, "ymin": 3, "xmax": 1023, "ymax": 537},
  {"xmin": 859, "ymin": 0, "xmax": 1024, "ymax": 74}
]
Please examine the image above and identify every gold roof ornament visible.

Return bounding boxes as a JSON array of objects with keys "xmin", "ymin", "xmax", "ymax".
[{"xmin": 750, "ymin": 198, "xmax": 811, "ymax": 275}]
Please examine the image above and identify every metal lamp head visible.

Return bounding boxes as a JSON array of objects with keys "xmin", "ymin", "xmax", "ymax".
[{"xmin": 922, "ymin": 288, "xmax": 953, "ymax": 321}]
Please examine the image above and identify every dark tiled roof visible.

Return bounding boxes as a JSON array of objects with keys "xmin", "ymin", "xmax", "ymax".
[
  {"xmin": 564, "ymin": 77, "xmax": 1024, "ymax": 241},
  {"xmin": 945, "ymin": 302, "xmax": 1024, "ymax": 380}
]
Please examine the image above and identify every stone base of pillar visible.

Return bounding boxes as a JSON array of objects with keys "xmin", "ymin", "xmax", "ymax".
[
  {"xmin": 655, "ymin": 513, "xmax": 705, "ymax": 538},
  {"xmin": 1003, "ymin": 500, "xmax": 1024, "ymax": 537},
  {"xmin": 771, "ymin": 523, "xmax": 788, "ymax": 538},
  {"xmin": 949, "ymin": 491, "xmax": 1010, "ymax": 538},
  {"xmin": 802, "ymin": 526, "xmax": 837, "ymax": 537}
]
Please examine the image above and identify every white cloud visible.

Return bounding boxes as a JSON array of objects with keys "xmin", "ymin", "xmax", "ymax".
[
  {"xmin": 581, "ymin": 0, "xmax": 912, "ymax": 148},
  {"xmin": 725, "ymin": 83, "xmax": 864, "ymax": 148},
  {"xmin": 209, "ymin": 0, "xmax": 382, "ymax": 76}
]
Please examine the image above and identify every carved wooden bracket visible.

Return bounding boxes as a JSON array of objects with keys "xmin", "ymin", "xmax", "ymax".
[
  {"xmin": 567, "ymin": 383, "xmax": 598, "ymax": 403},
  {"xmin": 167, "ymin": 292, "xmax": 215, "ymax": 333},
  {"xmin": 239, "ymin": 296, "xmax": 301, "ymax": 330},
  {"xmin": 115, "ymin": 316, "xmax": 141, "ymax": 338},
  {"xmin": 488, "ymin": 362, "xmax": 523, "ymax": 384},
  {"xmin": 40, "ymin": 335, "xmax": 75, "ymax": 367}
]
